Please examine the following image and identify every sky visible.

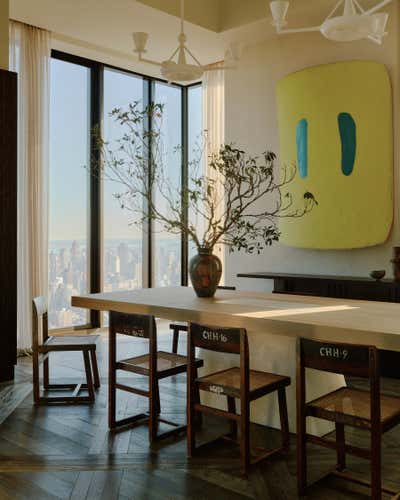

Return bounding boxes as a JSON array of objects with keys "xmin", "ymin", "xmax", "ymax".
[{"xmin": 49, "ymin": 59, "xmax": 202, "ymax": 243}]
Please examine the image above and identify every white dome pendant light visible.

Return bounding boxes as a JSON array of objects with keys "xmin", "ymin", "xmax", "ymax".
[
  {"xmin": 132, "ymin": 0, "xmax": 239, "ymax": 83},
  {"xmin": 270, "ymin": 0, "xmax": 392, "ymax": 44}
]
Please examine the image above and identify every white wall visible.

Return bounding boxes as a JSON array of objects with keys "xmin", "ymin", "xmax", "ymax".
[
  {"xmin": 224, "ymin": 2, "xmax": 400, "ymax": 292},
  {"xmin": 0, "ymin": 0, "xmax": 9, "ymax": 70}
]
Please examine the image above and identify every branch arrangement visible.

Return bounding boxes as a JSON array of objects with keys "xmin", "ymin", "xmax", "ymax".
[{"xmin": 92, "ymin": 102, "xmax": 317, "ymax": 254}]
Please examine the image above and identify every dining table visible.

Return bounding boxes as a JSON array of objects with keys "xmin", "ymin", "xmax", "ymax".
[{"xmin": 71, "ymin": 286, "xmax": 400, "ymax": 435}]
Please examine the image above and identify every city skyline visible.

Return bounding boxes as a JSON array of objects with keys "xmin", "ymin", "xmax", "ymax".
[{"xmin": 48, "ymin": 237, "xmax": 181, "ymax": 329}]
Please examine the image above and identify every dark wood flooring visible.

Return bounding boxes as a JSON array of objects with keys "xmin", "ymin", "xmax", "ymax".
[{"xmin": 0, "ymin": 322, "xmax": 399, "ymax": 499}]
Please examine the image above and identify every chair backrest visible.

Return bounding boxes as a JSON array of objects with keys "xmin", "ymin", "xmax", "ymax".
[
  {"xmin": 32, "ymin": 296, "xmax": 49, "ymax": 349},
  {"xmin": 109, "ymin": 311, "xmax": 156, "ymax": 340},
  {"xmin": 109, "ymin": 311, "xmax": 158, "ymax": 379},
  {"xmin": 189, "ymin": 322, "xmax": 244, "ymax": 355},
  {"xmin": 299, "ymin": 338, "xmax": 376, "ymax": 378}
]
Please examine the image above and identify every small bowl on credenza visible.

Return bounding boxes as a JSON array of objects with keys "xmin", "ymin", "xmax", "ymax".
[{"xmin": 370, "ymin": 270, "xmax": 386, "ymax": 281}]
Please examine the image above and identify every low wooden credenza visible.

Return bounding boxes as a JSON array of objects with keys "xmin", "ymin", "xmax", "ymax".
[{"xmin": 237, "ymin": 272, "xmax": 400, "ymax": 303}]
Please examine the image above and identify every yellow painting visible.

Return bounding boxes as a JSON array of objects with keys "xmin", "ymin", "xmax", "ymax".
[{"xmin": 277, "ymin": 60, "xmax": 393, "ymax": 249}]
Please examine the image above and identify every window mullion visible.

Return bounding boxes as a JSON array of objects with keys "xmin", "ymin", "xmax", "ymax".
[
  {"xmin": 141, "ymin": 78, "xmax": 153, "ymax": 288},
  {"xmin": 89, "ymin": 61, "xmax": 102, "ymax": 328},
  {"xmin": 181, "ymin": 86, "xmax": 189, "ymax": 286}
]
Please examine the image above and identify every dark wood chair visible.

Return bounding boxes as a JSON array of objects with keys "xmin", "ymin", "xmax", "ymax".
[
  {"xmin": 169, "ymin": 286, "xmax": 236, "ymax": 353},
  {"xmin": 297, "ymin": 338, "xmax": 400, "ymax": 500},
  {"xmin": 32, "ymin": 297, "xmax": 100, "ymax": 405},
  {"xmin": 187, "ymin": 321, "xmax": 291, "ymax": 475},
  {"xmin": 108, "ymin": 311, "xmax": 203, "ymax": 444}
]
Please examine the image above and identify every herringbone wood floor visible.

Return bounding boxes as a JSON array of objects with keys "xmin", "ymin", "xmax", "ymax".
[{"xmin": 0, "ymin": 323, "xmax": 399, "ymax": 499}]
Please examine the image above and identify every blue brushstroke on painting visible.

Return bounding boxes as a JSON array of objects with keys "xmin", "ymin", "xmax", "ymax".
[
  {"xmin": 296, "ymin": 118, "xmax": 308, "ymax": 178},
  {"xmin": 338, "ymin": 112, "xmax": 356, "ymax": 176}
]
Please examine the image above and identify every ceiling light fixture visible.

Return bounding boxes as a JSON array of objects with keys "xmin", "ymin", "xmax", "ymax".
[
  {"xmin": 132, "ymin": 0, "xmax": 239, "ymax": 83},
  {"xmin": 270, "ymin": 0, "xmax": 393, "ymax": 44}
]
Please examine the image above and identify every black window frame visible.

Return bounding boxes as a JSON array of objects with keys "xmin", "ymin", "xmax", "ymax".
[{"xmin": 50, "ymin": 50, "xmax": 201, "ymax": 331}]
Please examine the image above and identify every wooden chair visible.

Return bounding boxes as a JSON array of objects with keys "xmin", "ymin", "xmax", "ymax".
[
  {"xmin": 187, "ymin": 322, "xmax": 291, "ymax": 475},
  {"xmin": 169, "ymin": 286, "xmax": 236, "ymax": 354},
  {"xmin": 32, "ymin": 297, "xmax": 100, "ymax": 405},
  {"xmin": 297, "ymin": 338, "xmax": 400, "ymax": 500},
  {"xmin": 108, "ymin": 311, "xmax": 203, "ymax": 443}
]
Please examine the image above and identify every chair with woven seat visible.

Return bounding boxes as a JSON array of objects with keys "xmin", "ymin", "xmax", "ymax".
[
  {"xmin": 297, "ymin": 337, "xmax": 400, "ymax": 500},
  {"xmin": 169, "ymin": 286, "xmax": 236, "ymax": 353},
  {"xmin": 108, "ymin": 311, "xmax": 203, "ymax": 443},
  {"xmin": 187, "ymin": 321, "xmax": 291, "ymax": 475},
  {"xmin": 32, "ymin": 296, "xmax": 100, "ymax": 405}
]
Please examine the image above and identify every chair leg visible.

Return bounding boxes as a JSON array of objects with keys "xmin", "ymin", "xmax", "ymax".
[
  {"xmin": 43, "ymin": 356, "xmax": 50, "ymax": 390},
  {"xmin": 187, "ymin": 382, "xmax": 196, "ymax": 458},
  {"xmin": 154, "ymin": 379, "xmax": 161, "ymax": 415},
  {"xmin": 240, "ymin": 398, "xmax": 250, "ymax": 476},
  {"xmin": 149, "ymin": 378, "xmax": 159, "ymax": 445},
  {"xmin": 108, "ymin": 328, "xmax": 117, "ymax": 429},
  {"xmin": 83, "ymin": 351, "xmax": 95, "ymax": 403},
  {"xmin": 297, "ymin": 415, "xmax": 307, "ymax": 496},
  {"xmin": 32, "ymin": 350, "xmax": 40, "ymax": 405},
  {"xmin": 90, "ymin": 349, "xmax": 100, "ymax": 389},
  {"xmin": 227, "ymin": 396, "xmax": 237, "ymax": 438},
  {"xmin": 278, "ymin": 388, "xmax": 290, "ymax": 453},
  {"xmin": 335, "ymin": 423, "xmax": 346, "ymax": 472},
  {"xmin": 172, "ymin": 328, "xmax": 179, "ymax": 354},
  {"xmin": 194, "ymin": 367, "xmax": 202, "ymax": 427},
  {"xmin": 371, "ymin": 428, "xmax": 382, "ymax": 500}
]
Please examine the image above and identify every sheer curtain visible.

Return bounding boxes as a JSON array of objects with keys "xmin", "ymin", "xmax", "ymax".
[
  {"xmin": 10, "ymin": 21, "xmax": 51, "ymax": 352},
  {"xmin": 202, "ymin": 66, "xmax": 225, "ymax": 276}
]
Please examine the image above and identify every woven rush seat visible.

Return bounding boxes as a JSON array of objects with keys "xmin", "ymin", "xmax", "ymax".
[
  {"xmin": 42, "ymin": 335, "xmax": 98, "ymax": 352},
  {"xmin": 117, "ymin": 351, "xmax": 203, "ymax": 378},
  {"xmin": 197, "ymin": 367, "xmax": 290, "ymax": 400},
  {"xmin": 307, "ymin": 386, "xmax": 400, "ymax": 430}
]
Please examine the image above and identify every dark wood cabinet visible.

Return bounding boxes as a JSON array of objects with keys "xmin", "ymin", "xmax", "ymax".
[
  {"xmin": 0, "ymin": 69, "xmax": 17, "ymax": 382},
  {"xmin": 237, "ymin": 272, "xmax": 400, "ymax": 303}
]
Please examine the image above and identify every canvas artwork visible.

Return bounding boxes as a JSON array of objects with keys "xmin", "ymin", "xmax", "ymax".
[{"xmin": 277, "ymin": 60, "xmax": 393, "ymax": 250}]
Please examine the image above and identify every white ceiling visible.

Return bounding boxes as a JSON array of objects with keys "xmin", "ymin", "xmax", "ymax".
[
  {"xmin": 10, "ymin": 0, "xmax": 394, "ymax": 75},
  {"xmin": 10, "ymin": 0, "xmax": 224, "ymax": 66}
]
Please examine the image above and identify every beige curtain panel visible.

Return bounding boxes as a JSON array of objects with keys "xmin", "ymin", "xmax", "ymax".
[
  {"xmin": 202, "ymin": 65, "xmax": 225, "ymax": 275},
  {"xmin": 10, "ymin": 21, "xmax": 51, "ymax": 352}
]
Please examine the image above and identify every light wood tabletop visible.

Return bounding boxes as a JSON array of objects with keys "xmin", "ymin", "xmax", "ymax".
[{"xmin": 72, "ymin": 287, "xmax": 400, "ymax": 351}]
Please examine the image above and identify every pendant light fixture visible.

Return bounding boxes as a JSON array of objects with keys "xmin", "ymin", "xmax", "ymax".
[
  {"xmin": 132, "ymin": 0, "xmax": 239, "ymax": 82},
  {"xmin": 270, "ymin": 0, "xmax": 393, "ymax": 44}
]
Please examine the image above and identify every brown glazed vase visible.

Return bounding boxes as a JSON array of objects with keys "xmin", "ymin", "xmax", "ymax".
[{"xmin": 189, "ymin": 247, "xmax": 222, "ymax": 298}]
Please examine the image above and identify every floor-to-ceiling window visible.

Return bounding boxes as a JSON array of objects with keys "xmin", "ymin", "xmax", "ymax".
[
  {"xmin": 49, "ymin": 52, "xmax": 202, "ymax": 330},
  {"xmin": 48, "ymin": 57, "xmax": 91, "ymax": 329},
  {"xmin": 103, "ymin": 68, "xmax": 145, "ymax": 294},
  {"xmin": 153, "ymin": 82, "xmax": 182, "ymax": 287},
  {"xmin": 188, "ymin": 84, "xmax": 202, "ymax": 262}
]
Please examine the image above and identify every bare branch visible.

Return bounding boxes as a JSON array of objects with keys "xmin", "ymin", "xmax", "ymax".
[{"xmin": 89, "ymin": 105, "xmax": 317, "ymax": 255}]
